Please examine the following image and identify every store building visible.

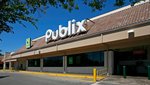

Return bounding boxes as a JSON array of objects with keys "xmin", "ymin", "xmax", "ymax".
[
  {"xmin": 2, "ymin": 52, "xmax": 17, "ymax": 70},
  {"xmin": 3, "ymin": 1, "xmax": 150, "ymax": 76},
  {"xmin": 0, "ymin": 56, "xmax": 4, "ymax": 69}
]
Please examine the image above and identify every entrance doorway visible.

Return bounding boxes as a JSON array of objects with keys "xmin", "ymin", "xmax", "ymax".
[{"xmin": 113, "ymin": 47, "xmax": 149, "ymax": 76}]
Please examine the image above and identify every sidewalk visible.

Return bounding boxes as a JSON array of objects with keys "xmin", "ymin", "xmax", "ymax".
[{"xmin": 93, "ymin": 76, "xmax": 150, "ymax": 85}]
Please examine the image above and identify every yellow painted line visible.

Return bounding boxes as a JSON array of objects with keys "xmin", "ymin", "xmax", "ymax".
[
  {"xmin": 19, "ymin": 71, "xmax": 105, "ymax": 80},
  {"xmin": 0, "ymin": 70, "xmax": 15, "ymax": 72}
]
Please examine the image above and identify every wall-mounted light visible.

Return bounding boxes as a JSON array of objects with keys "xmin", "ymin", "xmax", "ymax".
[{"xmin": 127, "ymin": 30, "xmax": 134, "ymax": 38}]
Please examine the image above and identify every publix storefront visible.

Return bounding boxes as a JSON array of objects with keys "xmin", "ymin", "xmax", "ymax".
[{"xmin": 4, "ymin": 1, "xmax": 150, "ymax": 76}]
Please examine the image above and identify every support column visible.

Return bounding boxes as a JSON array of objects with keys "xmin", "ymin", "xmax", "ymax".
[
  {"xmin": 3, "ymin": 53, "xmax": 6, "ymax": 70},
  {"xmin": 16, "ymin": 60, "xmax": 19, "ymax": 70},
  {"xmin": 26, "ymin": 60, "xmax": 28, "ymax": 70},
  {"xmin": 63, "ymin": 56, "xmax": 67, "ymax": 73},
  {"xmin": 3, "ymin": 61, "xmax": 6, "ymax": 70},
  {"xmin": 147, "ymin": 46, "xmax": 150, "ymax": 60},
  {"xmin": 9, "ymin": 61, "xmax": 12, "ymax": 70},
  {"xmin": 104, "ymin": 51, "xmax": 108, "ymax": 69},
  {"xmin": 104, "ymin": 51, "xmax": 114, "ymax": 75},
  {"xmin": 40, "ymin": 58, "xmax": 43, "ymax": 72},
  {"xmin": 108, "ymin": 51, "xmax": 114, "ymax": 75}
]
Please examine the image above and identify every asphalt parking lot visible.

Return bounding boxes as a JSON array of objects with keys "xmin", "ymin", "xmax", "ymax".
[
  {"xmin": 1, "ymin": 71, "xmax": 150, "ymax": 85},
  {"xmin": 0, "ymin": 71, "xmax": 92, "ymax": 85}
]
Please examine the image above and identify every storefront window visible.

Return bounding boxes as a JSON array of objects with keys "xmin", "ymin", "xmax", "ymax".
[
  {"xmin": 68, "ymin": 57, "xmax": 73, "ymax": 65},
  {"xmin": 67, "ymin": 51, "xmax": 104, "ymax": 67},
  {"xmin": 43, "ymin": 56, "xmax": 63, "ymax": 67},
  {"xmin": 28, "ymin": 59, "xmax": 40, "ymax": 67}
]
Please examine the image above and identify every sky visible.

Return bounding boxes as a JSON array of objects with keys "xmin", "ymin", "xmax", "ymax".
[{"xmin": 0, "ymin": 0, "xmax": 130, "ymax": 54}]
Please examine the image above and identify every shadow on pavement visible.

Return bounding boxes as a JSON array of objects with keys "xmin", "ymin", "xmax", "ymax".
[{"xmin": 0, "ymin": 75, "xmax": 9, "ymax": 79}]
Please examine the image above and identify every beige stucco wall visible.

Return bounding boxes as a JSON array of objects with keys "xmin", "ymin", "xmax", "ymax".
[
  {"xmin": 135, "ymin": 25, "xmax": 150, "ymax": 37},
  {"xmin": 57, "ymin": 36, "xmax": 102, "ymax": 51},
  {"xmin": 66, "ymin": 67, "xmax": 104, "ymax": 74},
  {"xmin": 11, "ymin": 24, "xmax": 150, "ymax": 59}
]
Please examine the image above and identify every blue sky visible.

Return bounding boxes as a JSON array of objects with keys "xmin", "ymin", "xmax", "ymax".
[{"xmin": 0, "ymin": 0, "xmax": 129, "ymax": 54}]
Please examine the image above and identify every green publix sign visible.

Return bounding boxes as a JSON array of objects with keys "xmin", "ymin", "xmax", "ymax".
[{"xmin": 26, "ymin": 38, "xmax": 31, "ymax": 49}]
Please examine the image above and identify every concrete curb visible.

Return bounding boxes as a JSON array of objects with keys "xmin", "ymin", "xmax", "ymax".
[
  {"xmin": 19, "ymin": 71, "xmax": 105, "ymax": 79},
  {"xmin": 0, "ymin": 70, "xmax": 106, "ymax": 81}
]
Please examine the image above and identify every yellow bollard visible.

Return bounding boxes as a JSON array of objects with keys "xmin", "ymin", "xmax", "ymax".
[{"xmin": 93, "ymin": 68, "xmax": 97, "ymax": 82}]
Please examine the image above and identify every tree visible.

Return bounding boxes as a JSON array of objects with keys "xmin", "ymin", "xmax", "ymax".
[
  {"xmin": 0, "ymin": 0, "xmax": 143, "ymax": 34},
  {"xmin": 0, "ymin": 50, "xmax": 3, "ymax": 56},
  {"xmin": 0, "ymin": 53, "xmax": 3, "ymax": 56}
]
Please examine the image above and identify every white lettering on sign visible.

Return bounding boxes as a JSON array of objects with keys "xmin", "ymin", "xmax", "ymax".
[{"xmin": 45, "ymin": 19, "xmax": 87, "ymax": 43}]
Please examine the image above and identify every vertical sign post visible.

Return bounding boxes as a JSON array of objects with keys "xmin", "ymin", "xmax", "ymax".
[
  {"xmin": 123, "ymin": 66, "xmax": 126, "ymax": 78},
  {"xmin": 148, "ymin": 66, "xmax": 150, "ymax": 80}
]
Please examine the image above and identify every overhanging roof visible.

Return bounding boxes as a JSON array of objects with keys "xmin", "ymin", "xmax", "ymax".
[{"xmin": 13, "ymin": 2, "xmax": 150, "ymax": 55}]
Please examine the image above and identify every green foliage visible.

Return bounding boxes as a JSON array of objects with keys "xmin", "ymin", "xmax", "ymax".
[
  {"xmin": 0, "ymin": 50, "xmax": 3, "ymax": 56},
  {"xmin": 0, "ymin": 0, "xmax": 143, "ymax": 34},
  {"xmin": 115, "ymin": 0, "xmax": 125, "ymax": 6},
  {"xmin": 0, "ymin": 53, "xmax": 3, "ymax": 56}
]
